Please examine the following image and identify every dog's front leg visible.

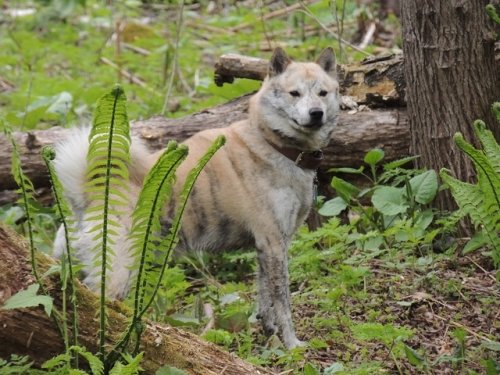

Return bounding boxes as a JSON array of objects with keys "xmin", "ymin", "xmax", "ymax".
[{"xmin": 255, "ymin": 235, "xmax": 303, "ymax": 349}]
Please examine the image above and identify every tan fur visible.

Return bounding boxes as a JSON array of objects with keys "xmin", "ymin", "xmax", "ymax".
[{"xmin": 54, "ymin": 47, "xmax": 340, "ymax": 348}]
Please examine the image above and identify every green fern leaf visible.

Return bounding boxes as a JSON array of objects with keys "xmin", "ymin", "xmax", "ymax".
[
  {"xmin": 129, "ymin": 142, "xmax": 188, "ymax": 314},
  {"xmin": 85, "ymin": 85, "xmax": 131, "ymax": 358},
  {"xmin": 5, "ymin": 127, "xmax": 40, "ymax": 284},
  {"xmin": 473, "ymin": 120, "xmax": 500, "ymax": 181},
  {"xmin": 140, "ymin": 135, "xmax": 226, "ymax": 317},
  {"xmin": 440, "ymin": 171, "xmax": 500, "ymax": 264},
  {"xmin": 42, "ymin": 146, "xmax": 79, "ymax": 350}
]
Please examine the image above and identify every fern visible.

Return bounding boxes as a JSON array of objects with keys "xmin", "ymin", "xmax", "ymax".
[
  {"xmin": 110, "ymin": 136, "xmax": 225, "ymax": 359},
  {"xmin": 131, "ymin": 142, "xmax": 188, "ymax": 312},
  {"xmin": 138, "ymin": 135, "xmax": 226, "ymax": 320},
  {"xmin": 110, "ymin": 142, "xmax": 189, "ymax": 356},
  {"xmin": 5, "ymin": 127, "xmax": 41, "ymax": 284},
  {"xmin": 440, "ymin": 118, "xmax": 500, "ymax": 266},
  {"xmin": 84, "ymin": 86, "xmax": 131, "ymax": 359},
  {"xmin": 42, "ymin": 146, "xmax": 79, "ymax": 357}
]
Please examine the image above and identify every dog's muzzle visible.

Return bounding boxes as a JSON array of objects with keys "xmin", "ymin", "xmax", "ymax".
[{"xmin": 304, "ymin": 107, "xmax": 324, "ymax": 128}]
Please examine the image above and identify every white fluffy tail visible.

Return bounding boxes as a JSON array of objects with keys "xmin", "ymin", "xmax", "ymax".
[{"xmin": 54, "ymin": 126, "xmax": 91, "ymax": 216}]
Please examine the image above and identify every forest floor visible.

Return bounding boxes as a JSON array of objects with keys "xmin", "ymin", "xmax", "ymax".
[{"xmin": 163, "ymin": 225, "xmax": 499, "ymax": 375}]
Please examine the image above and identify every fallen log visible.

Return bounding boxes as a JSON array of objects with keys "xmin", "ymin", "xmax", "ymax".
[
  {"xmin": 0, "ymin": 223, "xmax": 273, "ymax": 375},
  {"xmin": 0, "ymin": 94, "xmax": 409, "ymax": 204},
  {"xmin": 215, "ymin": 53, "xmax": 406, "ymax": 106}
]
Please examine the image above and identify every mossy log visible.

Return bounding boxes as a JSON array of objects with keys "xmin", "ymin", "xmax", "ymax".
[{"xmin": 0, "ymin": 224, "xmax": 273, "ymax": 375}]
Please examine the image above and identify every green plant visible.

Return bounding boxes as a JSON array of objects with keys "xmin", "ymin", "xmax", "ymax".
[
  {"xmin": 2, "ymin": 85, "xmax": 223, "ymax": 373},
  {"xmin": 43, "ymin": 146, "xmax": 79, "ymax": 356},
  {"xmin": 440, "ymin": 108, "xmax": 500, "ymax": 267},
  {"xmin": 319, "ymin": 148, "xmax": 439, "ymax": 253}
]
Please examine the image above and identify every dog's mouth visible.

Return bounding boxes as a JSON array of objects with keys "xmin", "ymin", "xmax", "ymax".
[{"xmin": 292, "ymin": 118, "xmax": 324, "ymax": 131}]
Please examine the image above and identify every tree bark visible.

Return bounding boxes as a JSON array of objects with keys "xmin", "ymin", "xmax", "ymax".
[
  {"xmin": 0, "ymin": 224, "xmax": 273, "ymax": 375},
  {"xmin": 0, "ymin": 100, "xmax": 409, "ymax": 204},
  {"xmin": 401, "ymin": 0, "xmax": 500, "ymax": 217}
]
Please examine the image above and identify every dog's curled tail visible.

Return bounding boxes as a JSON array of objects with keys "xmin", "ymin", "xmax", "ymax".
[
  {"xmin": 54, "ymin": 126, "xmax": 92, "ymax": 217},
  {"xmin": 53, "ymin": 126, "xmax": 151, "ymax": 216}
]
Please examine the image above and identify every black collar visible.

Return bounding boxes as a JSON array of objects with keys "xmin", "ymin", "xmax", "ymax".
[{"xmin": 268, "ymin": 142, "xmax": 324, "ymax": 170}]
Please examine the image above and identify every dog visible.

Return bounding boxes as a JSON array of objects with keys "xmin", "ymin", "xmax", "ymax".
[{"xmin": 53, "ymin": 47, "xmax": 340, "ymax": 349}]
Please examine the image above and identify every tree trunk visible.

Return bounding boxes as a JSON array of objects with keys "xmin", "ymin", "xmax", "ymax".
[
  {"xmin": 401, "ymin": 0, "xmax": 500, "ymax": 218},
  {"xmin": 0, "ymin": 224, "xmax": 273, "ymax": 375}
]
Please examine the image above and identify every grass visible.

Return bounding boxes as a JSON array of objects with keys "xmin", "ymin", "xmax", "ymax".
[{"xmin": 0, "ymin": 0, "xmax": 375, "ymax": 131}]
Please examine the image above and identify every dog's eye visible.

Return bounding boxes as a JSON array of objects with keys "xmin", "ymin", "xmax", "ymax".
[
  {"xmin": 319, "ymin": 90, "xmax": 328, "ymax": 97},
  {"xmin": 289, "ymin": 90, "xmax": 300, "ymax": 97}
]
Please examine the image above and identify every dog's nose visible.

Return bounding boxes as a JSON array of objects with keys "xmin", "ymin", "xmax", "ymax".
[{"xmin": 309, "ymin": 108, "xmax": 324, "ymax": 123}]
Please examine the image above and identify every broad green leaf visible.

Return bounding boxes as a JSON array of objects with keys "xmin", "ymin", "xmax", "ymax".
[
  {"xmin": 414, "ymin": 209, "xmax": 434, "ymax": 230},
  {"xmin": 409, "ymin": 170, "xmax": 438, "ymax": 204},
  {"xmin": 2, "ymin": 284, "xmax": 53, "ymax": 317},
  {"xmin": 324, "ymin": 362, "xmax": 345, "ymax": 374},
  {"xmin": 364, "ymin": 148, "xmax": 385, "ymax": 166},
  {"xmin": 329, "ymin": 166, "xmax": 364, "ymax": 174},
  {"xmin": 371, "ymin": 186, "xmax": 407, "ymax": 216},
  {"xmin": 383, "ymin": 155, "xmax": 420, "ymax": 170},
  {"xmin": 318, "ymin": 197, "xmax": 348, "ymax": 217},
  {"xmin": 303, "ymin": 362, "xmax": 320, "ymax": 375},
  {"xmin": 463, "ymin": 232, "xmax": 489, "ymax": 254},
  {"xmin": 331, "ymin": 177, "xmax": 360, "ymax": 202},
  {"xmin": 404, "ymin": 344, "xmax": 426, "ymax": 367}
]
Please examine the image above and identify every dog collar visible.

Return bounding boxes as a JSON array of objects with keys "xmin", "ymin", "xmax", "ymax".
[{"xmin": 268, "ymin": 143, "xmax": 324, "ymax": 170}]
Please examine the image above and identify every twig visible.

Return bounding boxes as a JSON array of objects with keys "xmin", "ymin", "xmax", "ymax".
[
  {"xmin": 99, "ymin": 57, "xmax": 148, "ymax": 89},
  {"xmin": 161, "ymin": 0, "xmax": 185, "ymax": 115},
  {"xmin": 358, "ymin": 22, "xmax": 377, "ymax": 50},
  {"xmin": 200, "ymin": 303, "xmax": 215, "ymax": 336},
  {"xmin": 229, "ymin": 0, "xmax": 316, "ymax": 32},
  {"xmin": 465, "ymin": 256, "xmax": 497, "ymax": 282},
  {"xmin": 298, "ymin": 2, "xmax": 372, "ymax": 57},
  {"xmin": 433, "ymin": 314, "xmax": 493, "ymax": 342},
  {"xmin": 122, "ymin": 42, "xmax": 151, "ymax": 56}
]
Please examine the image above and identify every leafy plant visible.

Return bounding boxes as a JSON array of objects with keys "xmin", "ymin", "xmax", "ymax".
[
  {"xmin": 43, "ymin": 146, "xmax": 79, "ymax": 354},
  {"xmin": 5, "ymin": 127, "xmax": 44, "ymax": 285},
  {"xmin": 319, "ymin": 148, "xmax": 439, "ymax": 252},
  {"xmin": 440, "ymin": 110, "xmax": 500, "ymax": 267},
  {"xmin": 82, "ymin": 86, "xmax": 132, "ymax": 359}
]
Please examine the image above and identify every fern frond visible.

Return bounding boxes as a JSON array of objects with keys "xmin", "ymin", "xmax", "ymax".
[
  {"xmin": 42, "ymin": 146, "xmax": 79, "ymax": 355},
  {"xmin": 139, "ymin": 135, "xmax": 226, "ymax": 318},
  {"xmin": 5, "ymin": 128, "xmax": 40, "ymax": 284},
  {"xmin": 130, "ymin": 142, "xmax": 188, "ymax": 314},
  {"xmin": 473, "ymin": 120, "xmax": 500, "ymax": 180},
  {"xmin": 441, "ymin": 169, "xmax": 500, "ymax": 264},
  {"xmin": 85, "ymin": 86, "xmax": 131, "ymax": 359},
  {"xmin": 453, "ymin": 128, "xmax": 500, "ymax": 210}
]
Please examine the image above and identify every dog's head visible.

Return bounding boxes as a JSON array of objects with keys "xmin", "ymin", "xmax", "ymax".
[{"xmin": 251, "ymin": 47, "xmax": 340, "ymax": 150}]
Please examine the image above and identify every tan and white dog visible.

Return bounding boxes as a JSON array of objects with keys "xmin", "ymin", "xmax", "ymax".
[{"xmin": 53, "ymin": 47, "xmax": 340, "ymax": 348}]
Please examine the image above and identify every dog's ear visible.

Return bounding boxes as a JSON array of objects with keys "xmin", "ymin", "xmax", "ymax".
[
  {"xmin": 316, "ymin": 47, "xmax": 336, "ymax": 77},
  {"xmin": 269, "ymin": 47, "xmax": 291, "ymax": 77}
]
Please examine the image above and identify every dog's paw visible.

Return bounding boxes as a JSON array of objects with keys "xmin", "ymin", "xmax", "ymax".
[{"xmin": 283, "ymin": 334, "xmax": 306, "ymax": 349}]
